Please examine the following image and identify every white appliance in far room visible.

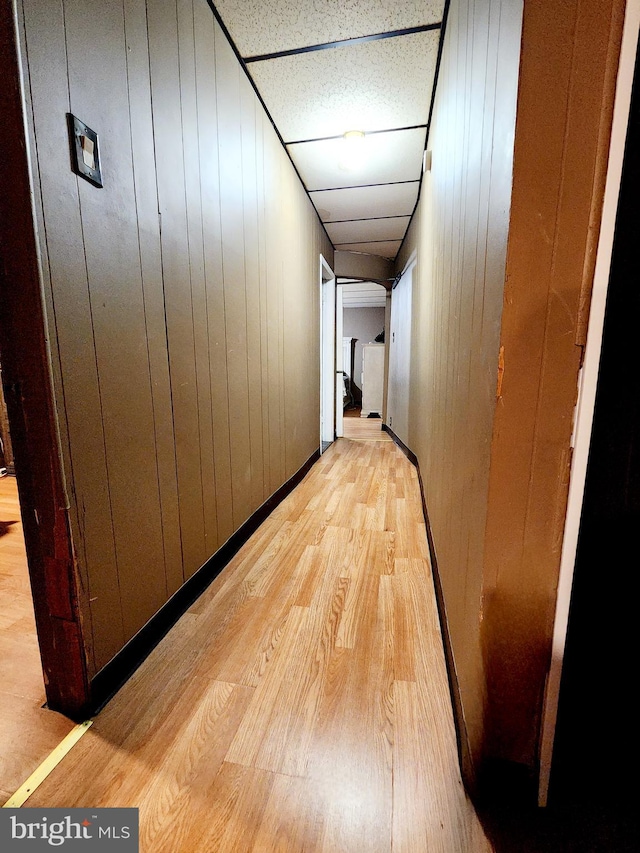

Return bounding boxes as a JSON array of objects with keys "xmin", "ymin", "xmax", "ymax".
[{"xmin": 361, "ymin": 343, "xmax": 385, "ymax": 417}]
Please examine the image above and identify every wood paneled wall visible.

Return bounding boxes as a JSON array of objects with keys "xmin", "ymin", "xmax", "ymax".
[
  {"xmin": 395, "ymin": 0, "xmax": 524, "ymax": 773},
  {"xmin": 396, "ymin": 0, "xmax": 624, "ymax": 777},
  {"xmin": 18, "ymin": 0, "xmax": 331, "ymax": 677},
  {"xmin": 481, "ymin": 0, "xmax": 624, "ymax": 767}
]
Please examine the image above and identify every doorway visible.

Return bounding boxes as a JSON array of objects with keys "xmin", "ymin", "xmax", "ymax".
[{"xmin": 340, "ymin": 280, "xmax": 388, "ymax": 438}]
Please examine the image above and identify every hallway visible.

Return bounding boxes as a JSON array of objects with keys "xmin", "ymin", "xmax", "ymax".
[{"xmin": 22, "ymin": 437, "xmax": 490, "ymax": 852}]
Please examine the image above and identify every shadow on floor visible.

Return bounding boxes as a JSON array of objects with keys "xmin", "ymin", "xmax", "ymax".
[
  {"xmin": 475, "ymin": 761, "xmax": 640, "ymax": 852},
  {"xmin": 0, "ymin": 519, "xmax": 17, "ymax": 537}
]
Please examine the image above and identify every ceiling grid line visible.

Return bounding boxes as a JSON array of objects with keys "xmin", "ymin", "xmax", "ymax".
[
  {"xmin": 308, "ymin": 180, "xmax": 421, "ymax": 193},
  {"xmin": 244, "ymin": 23, "xmax": 442, "ymax": 63},
  {"xmin": 286, "ymin": 124, "xmax": 428, "ymax": 146},
  {"xmin": 328, "ymin": 215, "xmax": 412, "ymax": 224}
]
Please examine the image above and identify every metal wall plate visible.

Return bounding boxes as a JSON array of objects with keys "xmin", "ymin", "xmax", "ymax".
[{"xmin": 68, "ymin": 114, "xmax": 103, "ymax": 188}]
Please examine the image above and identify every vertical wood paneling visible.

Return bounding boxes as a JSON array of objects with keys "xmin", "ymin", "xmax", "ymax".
[
  {"xmin": 21, "ymin": 0, "xmax": 125, "ymax": 672},
  {"xmin": 177, "ymin": 0, "xmax": 217, "ymax": 571},
  {"xmin": 264, "ymin": 120, "xmax": 286, "ymax": 494},
  {"xmin": 283, "ymin": 171, "xmax": 307, "ymax": 478},
  {"xmin": 122, "ymin": 0, "xmax": 183, "ymax": 598},
  {"xmin": 147, "ymin": 0, "xmax": 206, "ymax": 577},
  {"xmin": 395, "ymin": 0, "xmax": 523, "ymax": 768},
  {"xmin": 64, "ymin": 0, "xmax": 169, "ymax": 643},
  {"xmin": 256, "ymin": 108, "xmax": 272, "ymax": 498},
  {"xmin": 482, "ymin": 0, "xmax": 625, "ymax": 765},
  {"xmin": 193, "ymin": 8, "xmax": 234, "ymax": 547},
  {"xmin": 277, "ymin": 163, "xmax": 288, "ymax": 483},
  {"xmin": 462, "ymin": 0, "xmax": 495, "ymax": 650},
  {"xmin": 396, "ymin": 0, "xmax": 623, "ymax": 773},
  {"xmin": 16, "ymin": 1, "xmax": 96, "ymax": 662},
  {"xmin": 20, "ymin": 0, "xmax": 331, "ymax": 680},
  {"xmin": 215, "ymin": 26, "xmax": 252, "ymax": 530},
  {"xmin": 240, "ymin": 75, "xmax": 266, "ymax": 514}
]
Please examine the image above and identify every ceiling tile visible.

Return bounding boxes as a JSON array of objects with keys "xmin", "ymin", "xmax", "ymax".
[
  {"xmin": 337, "ymin": 240, "xmax": 402, "ymax": 259},
  {"xmin": 287, "ymin": 128, "xmax": 425, "ymax": 191},
  {"xmin": 327, "ymin": 216, "xmax": 410, "ymax": 244},
  {"xmin": 248, "ymin": 30, "xmax": 440, "ymax": 141},
  {"xmin": 311, "ymin": 182, "xmax": 419, "ymax": 222},
  {"xmin": 214, "ymin": 0, "xmax": 445, "ymax": 56}
]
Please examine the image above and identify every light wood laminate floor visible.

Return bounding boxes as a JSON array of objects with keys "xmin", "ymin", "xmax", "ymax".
[
  {"xmin": 342, "ymin": 415, "xmax": 392, "ymax": 441},
  {"xmin": 24, "ymin": 440, "xmax": 491, "ymax": 851},
  {"xmin": 0, "ymin": 476, "xmax": 76, "ymax": 802}
]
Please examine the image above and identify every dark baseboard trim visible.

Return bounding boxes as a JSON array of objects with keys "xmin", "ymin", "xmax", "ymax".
[
  {"xmin": 88, "ymin": 448, "xmax": 321, "ymax": 717},
  {"xmin": 383, "ymin": 423, "xmax": 477, "ymax": 792},
  {"xmin": 382, "ymin": 423, "xmax": 417, "ymax": 466}
]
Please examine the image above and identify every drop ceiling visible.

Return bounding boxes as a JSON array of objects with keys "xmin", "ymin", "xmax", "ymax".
[{"xmin": 212, "ymin": 0, "xmax": 447, "ymax": 262}]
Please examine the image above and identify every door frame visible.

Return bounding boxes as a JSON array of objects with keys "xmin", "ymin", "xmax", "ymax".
[
  {"xmin": 0, "ymin": 0, "xmax": 90, "ymax": 719},
  {"xmin": 537, "ymin": 0, "xmax": 640, "ymax": 806}
]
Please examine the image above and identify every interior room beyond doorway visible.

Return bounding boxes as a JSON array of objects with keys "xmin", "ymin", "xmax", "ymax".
[{"xmin": 340, "ymin": 280, "xmax": 388, "ymax": 425}]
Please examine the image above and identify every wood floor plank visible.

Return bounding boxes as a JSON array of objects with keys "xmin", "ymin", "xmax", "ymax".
[
  {"xmin": 363, "ymin": 467, "xmax": 388, "ymax": 530},
  {"xmin": 178, "ymin": 761, "xmax": 274, "ymax": 853},
  {"xmin": 293, "ymin": 543, "xmax": 331, "ymax": 609},
  {"xmin": 334, "ymin": 533, "xmax": 388, "ymax": 650},
  {"xmin": 250, "ymin": 771, "xmax": 324, "ymax": 852}
]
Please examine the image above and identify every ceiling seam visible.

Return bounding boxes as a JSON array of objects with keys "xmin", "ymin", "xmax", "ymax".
[
  {"xmin": 334, "ymin": 239, "xmax": 402, "ymax": 245},
  {"xmin": 244, "ymin": 23, "xmax": 442, "ymax": 63},
  {"xmin": 286, "ymin": 125, "xmax": 428, "ymax": 146},
  {"xmin": 327, "ymin": 215, "xmax": 412, "ymax": 224},
  {"xmin": 310, "ymin": 179, "xmax": 421, "ymax": 194}
]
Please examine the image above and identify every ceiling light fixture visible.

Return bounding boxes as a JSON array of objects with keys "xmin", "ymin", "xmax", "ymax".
[{"xmin": 339, "ymin": 130, "xmax": 366, "ymax": 171}]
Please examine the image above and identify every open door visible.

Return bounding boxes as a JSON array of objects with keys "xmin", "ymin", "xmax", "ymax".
[
  {"xmin": 320, "ymin": 255, "xmax": 336, "ymax": 452},
  {"xmin": 335, "ymin": 283, "xmax": 344, "ymax": 438},
  {"xmin": 386, "ymin": 257, "xmax": 415, "ymax": 445}
]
